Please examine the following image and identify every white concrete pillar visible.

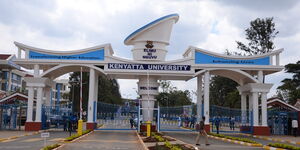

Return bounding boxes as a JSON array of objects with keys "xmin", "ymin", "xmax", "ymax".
[
  {"xmin": 252, "ymin": 92, "xmax": 259, "ymax": 126},
  {"xmin": 261, "ymin": 92, "xmax": 268, "ymax": 126},
  {"xmin": 241, "ymin": 93, "xmax": 247, "ymax": 125},
  {"xmin": 18, "ymin": 48, "xmax": 21, "ymax": 58},
  {"xmin": 257, "ymin": 70, "xmax": 263, "ymax": 83},
  {"xmin": 248, "ymin": 94, "xmax": 252, "ymax": 124},
  {"xmin": 197, "ymin": 75, "xmax": 203, "ymax": 122},
  {"xmin": 203, "ymin": 71, "xmax": 210, "ymax": 125},
  {"xmin": 35, "ymin": 87, "xmax": 43, "ymax": 122},
  {"xmin": 276, "ymin": 54, "xmax": 279, "ymax": 66},
  {"xmin": 45, "ymin": 87, "xmax": 51, "ymax": 107},
  {"xmin": 8, "ymin": 71, "xmax": 12, "ymax": 91},
  {"xmin": 88, "ymin": 68, "xmax": 95, "ymax": 123},
  {"xmin": 34, "ymin": 64, "xmax": 40, "ymax": 77},
  {"xmin": 26, "ymin": 87, "xmax": 34, "ymax": 122}
]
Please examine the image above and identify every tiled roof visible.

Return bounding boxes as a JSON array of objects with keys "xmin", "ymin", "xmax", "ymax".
[{"xmin": 0, "ymin": 54, "xmax": 11, "ymax": 60}]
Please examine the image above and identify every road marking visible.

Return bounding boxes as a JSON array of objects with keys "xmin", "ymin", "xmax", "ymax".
[
  {"xmin": 22, "ymin": 138, "xmax": 42, "ymax": 142},
  {"xmin": 1, "ymin": 139, "xmax": 17, "ymax": 143},
  {"xmin": 79, "ymin": 139, "xmax": 139, "ymax": 143},
  {"xmin": 49, "ymin": 138, "xmax": 64, "ymax": 142}
]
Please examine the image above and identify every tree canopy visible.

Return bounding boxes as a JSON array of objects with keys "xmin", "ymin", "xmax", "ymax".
[
  {"xmin": 277, "ymin": 61, "xmax": 300, "ymax": 105},
  {"xmin": 236, "ymin": 17, "xmax": 279, "ymax": 55},
  {"xmin": 69, "ymin": 72, "xmax": 122, "ymax": 113}
]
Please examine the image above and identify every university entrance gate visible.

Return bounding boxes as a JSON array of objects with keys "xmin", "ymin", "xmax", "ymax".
[{"xmin": 11, "ymin": 14, "xmax": 284, "ymax": 135}]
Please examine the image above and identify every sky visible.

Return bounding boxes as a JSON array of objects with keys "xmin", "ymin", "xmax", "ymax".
[{"xmin": 0, "ymin": 0, "xmax": 299, "ymax": 102}]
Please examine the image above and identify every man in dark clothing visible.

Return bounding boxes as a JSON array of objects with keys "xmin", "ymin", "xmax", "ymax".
[
  {"xmin": 215, "ymin": 117, "xmax": 220, "ymax": 134},
  {"xmin": 130, "ymin": 116, "xmax": 134, "ymax": 128},
  {"xmin": 195, "ymin": 116, "xmax": 210, "ymax": 146}
]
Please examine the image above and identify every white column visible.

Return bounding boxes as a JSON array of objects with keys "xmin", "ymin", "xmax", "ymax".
[
  {"xmin": 241, "ymin": 93, "xmax": 247, "ymax": 125},
  {"xmin": 34, "ymin": 64, "xmax": 40, "ymax": 77},
  {"xmin": 203, "ymin": 71, "xmax": 210, "ymax": 125},
  {"xmin": 276, "ymin": 54, "xmax": 279, "ymax": 66},
  {"xmin": 45, "ymin": 87, "xmax": 51, "ymax": 106},
  {"xmin": 26, "ymin": 87, "xmax": 34, "ymax": 122},
  {"xmin": 252, "ymin": 92, "xmax": 259, "ymax": 126},
  {"xmin": 8, "ymin": 71, "xmax": 12, "ymax": 91},
  {"xmin": 261, "ymin": 92, "xmax": 268, "ymax": 126},
  {"xmin": 197, "ymin": 75, "xmax": 203, "ymax": 122},
  {"xmin": 35, "ymin": 87, "xmax": 43, "ymax": 122},
  {"xmin": 18, "ymin": 48, "xmax": 21, "ymax": 58},
  {"xmin": 88, "ymin": 68, "xmax": 95, "ymax": 123},
  {"xmin": 257, "ymin": 70, "xmax": 263, "ymax": 83},
  {"xmin": 248, "ymin": 94, "xmax": 252, "ymax": 124}
]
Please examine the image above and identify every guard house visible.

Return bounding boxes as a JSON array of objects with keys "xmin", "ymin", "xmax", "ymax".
[{"xmin": 11, "ymin": 14, "xmax": 283, "ymax": 135}]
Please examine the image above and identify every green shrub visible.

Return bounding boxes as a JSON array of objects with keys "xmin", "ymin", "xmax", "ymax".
[
  {"xmin": 42, "ymin": 144, "xmax": 60, "ymax": 150},
  {"xmin": 208, "ymin": 133, "xmax": 258, "ymax": 144},
  {"xmin": 65, "ymin": 129, "xmax": 92, "ymax": 141},
  {"xmin": 268, "ymin": 143, "xmax": 300, "ymax": 150}
]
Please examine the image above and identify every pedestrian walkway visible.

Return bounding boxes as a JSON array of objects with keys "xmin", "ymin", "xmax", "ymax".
[
  {"xmin": 0, "ymin": 131, "xmax": 70, "ymax": 150},
  {"xmin": 61, "ymin": 130, "xmax": 143, "ymax": 150},
  {"xmin": 163, "ymin": 132, "xmax": 264, "ymax": 150}
]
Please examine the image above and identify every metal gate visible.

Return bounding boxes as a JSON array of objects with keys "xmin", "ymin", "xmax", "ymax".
[
  {"xmin": 210, "ymin": 105, "xmax": 253, "ymax": 134},
  {"xmin": 96, "ymin": 102, "xmax": 138, "ymax": 130},
  {"xmin": 0, "ymin": 104, "xmax": 26, "ymax": 130},
  {"xmin": 268, "ymin": 110, "xmax": 298, "ymax": 135},
  {"xmin": 41, "ymin": 105, "xmax": 72, "ymax": 130},
  {"xmin": 159, "ymin": 105, "xmax": 196, "ymax": 131}
]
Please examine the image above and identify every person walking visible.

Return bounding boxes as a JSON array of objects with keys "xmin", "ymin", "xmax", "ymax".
[
  {"xmin": 215, "ymin": 116, "xmax": 220, "ymax": 134},
  {"xmin": 129, "ymin": 116, "xmax": 134, "ymax": 129},
  {"xmin": 195, "ymin": 116, "xmax": 210, "ymax": 146},
  {"xmin": 292, "ymin": 119, "xmax": 298, "ymax": 137}
]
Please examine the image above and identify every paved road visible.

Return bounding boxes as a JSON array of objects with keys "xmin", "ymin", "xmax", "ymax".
[
  {"xmin": 0, "ymin": 131, "xmax": 70, "ymax": 150},
  {"xmin": 226, "ymin": 134, "xmax": 300, "ymax": 147},
  {"xmin": 61, "ymin": 130, "xmax": 143, "ymax": 150},
  {"xmin": 163, "ymin": 132, "xmax": 264, "ymax": 150}
]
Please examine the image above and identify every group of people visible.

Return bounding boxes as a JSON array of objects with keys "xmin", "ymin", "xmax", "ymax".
[{"xmin": 177, "ymin": 115, "xmax": 197, "ymax": 128}]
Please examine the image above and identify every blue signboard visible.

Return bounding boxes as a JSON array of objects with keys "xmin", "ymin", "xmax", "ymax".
[
  {"xmin": 29, "ymin": 49, "xmax": 104, "ymax": 61},
  {"xmin": 108, "ymin": 63, "xmax": 190, "ymax": 71},
  {"xmin": 195, "ymin": 51, "xmax": 270, "ymax": 65}
]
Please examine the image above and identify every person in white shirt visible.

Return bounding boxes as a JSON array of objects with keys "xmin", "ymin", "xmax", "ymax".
[{"xmin": 292, "ymin": 119, "xmax": 298, "ymax": 137}]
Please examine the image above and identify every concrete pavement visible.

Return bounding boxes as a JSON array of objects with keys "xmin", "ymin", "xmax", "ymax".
[
  {"xmin": 60, "ymin": 130, "xmax": 143, "ymax": 150},
  {"xmin": 0, "ymin": 131, "xmax": 70, "ymax": 150},
  {"xmin": 163, "ymin": 132, "xmax": 264, "ymax": 150}
]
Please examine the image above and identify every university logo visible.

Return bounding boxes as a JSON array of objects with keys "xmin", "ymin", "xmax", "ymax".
[{"xmin": 145, "ymin": 41, "xmax": 154, "ymax": 48}]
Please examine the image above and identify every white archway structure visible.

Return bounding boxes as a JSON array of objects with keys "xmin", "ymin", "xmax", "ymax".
[{"xmin": 12, "ymin": 14, "xmax": 283, "ymax": 135}]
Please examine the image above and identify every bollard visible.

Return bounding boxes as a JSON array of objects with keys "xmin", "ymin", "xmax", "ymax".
[
  {"xmin": 78, "ymin": 119, "xmax": 83, "ymax": 136},
  {"xmin": 146, "ymin": 121, "xmax": 151, "ymax": 137}
]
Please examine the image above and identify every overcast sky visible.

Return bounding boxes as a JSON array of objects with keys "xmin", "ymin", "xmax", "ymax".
[{"xmin": 0, "ymin": 0, "xmax": 299, "ymax": 102}]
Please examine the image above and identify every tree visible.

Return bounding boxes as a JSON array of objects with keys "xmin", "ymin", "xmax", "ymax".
[
  {"xmin": 236, "ymin": 17, "xmax": 279, "ymax": 55},
  {"xmin": 69, "ymin": 72, "xmax": 123, "ymax": 113},
  {"xmin": 156, "ymin": 80, "xmax": 192, "ymax": 107},
  {"xmin": 209, "ymin": 76, "xmax": 240, "ymax": 108},
  {"xmin": 277, "ymin": 61, "xmax": 300, "ymax": 105}
]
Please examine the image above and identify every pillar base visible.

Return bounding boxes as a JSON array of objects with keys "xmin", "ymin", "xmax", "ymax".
[
  {"xmin": 86, "ymin": 122, "xmax": 97, "ymax": 130},
  {"xmin": 25, "ymin": 122, "xmax": 42, "ymax": 131},
  {"xmin": 140, "ymin": 124, "xmax": 157, "ymax": 132},
  {"xmin": 253, "ymin": 126, "xmax": 270, "ymax": 136},
  {"xmin": 240, "ymin": 125, "xmax": 252, "ymax": 132},
  {"xmin": 204, "ymin": 124, "xmax": 210, "ymax": 133}
]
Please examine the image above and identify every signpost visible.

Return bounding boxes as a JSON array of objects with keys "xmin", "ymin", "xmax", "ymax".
[{"xmin": 41, "ymin": 132, "xmax": 50, "ymax": 147}]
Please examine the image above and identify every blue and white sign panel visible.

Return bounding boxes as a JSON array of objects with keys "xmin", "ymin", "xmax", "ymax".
[
  {"xmin": 108, "ymin": 63, "xmax": 190, "ymax": 71},
  {"xmin": 195, "ymin": 51, "xmax": 270, "ymax": 65},
  {"xmin": 29, "ymin": 49, "xmax": 104, "ymax": 61}
]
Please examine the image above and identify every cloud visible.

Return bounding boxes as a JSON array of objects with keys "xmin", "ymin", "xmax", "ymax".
[{"xmin": 0, "ymin": 0, "xmax": 299, "ymax": 100}]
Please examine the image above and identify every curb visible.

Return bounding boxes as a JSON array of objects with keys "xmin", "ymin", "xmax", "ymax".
[
  {"xmin": 263, "ymin": 145, "xmax": 286, "ymax": 150},
  {"xmin": 54, "ymin": 130, "xmax": 94, "ymax": 150},
  {"xmin": 239, "ymin": 133, "xmax": 300, "ymax": 146},
  {"xmin": 169, "ymin": 135, "xmax": 199, "ymax": 150},
  {"xmin": 0, "ymin": 130, "xmax": 42, "ymax": 142},
  {"xmin": 135, "ymin": 131, "xmax": 149, "ymax": 150},
  {"xmin": 207, "ymin": 135, "xmax": 263, "ymax": 147}
]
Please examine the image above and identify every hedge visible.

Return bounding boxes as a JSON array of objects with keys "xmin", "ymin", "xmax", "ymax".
[
  {"xmin": 268, "ymin": 143, "xmax": 300, "ymax": 150},
  {"xmin": 65, "ymin": 129, "xmax": 92, "ymax": 141},
  {"xmin": 208, "ymin": 132, "xmax": 259, "ymax": 144},
  {"xmin": 42, "ymin": 144, "xmax": 61, "ymax": 150}
]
